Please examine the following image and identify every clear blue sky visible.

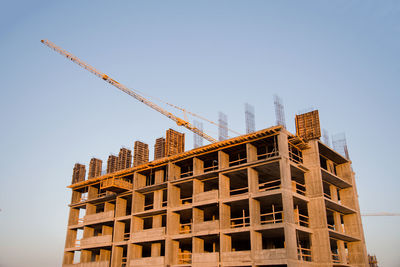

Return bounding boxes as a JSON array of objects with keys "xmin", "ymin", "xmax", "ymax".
[{"xmin": 0, "ymin": 1, "xmax": 399, "ymax": 266}]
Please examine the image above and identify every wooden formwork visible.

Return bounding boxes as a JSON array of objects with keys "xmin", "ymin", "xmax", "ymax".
[
  {"xmin": 165, "ymin": 128, "xmax": 185, "ymax": 157},
  {"xmin": 72, "ymin": 163, "xmax": 86, "ymax": 184},
  {"xmin": 106, "ymin": 155, "xmax": 118, "ymax": 174},
  {"xmin": 154, "ymin": 137, "xmax": 166, "ymax": 160},
  {"xmin": 117, "ymin": 148, "xmax": 132, "ymax": 171},
  {"xmin": 295, "ymin": 110, "xmax": 321, "ymax": 141},
  {"xmin": 133, "ymin": 141, "xmax": 149, "ymax": 167},
  {"xmin": 88, "ymin": 158, "xmax": 102, "ymax": 179}
]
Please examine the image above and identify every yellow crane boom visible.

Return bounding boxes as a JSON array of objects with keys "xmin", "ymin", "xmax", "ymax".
[{"xmin": 41, "ymin": 39, "xmax": 218, "ymax": 143}]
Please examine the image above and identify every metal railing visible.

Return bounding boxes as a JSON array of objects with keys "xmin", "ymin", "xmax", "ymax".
[
  {"xmin": 259, "ymin": 179, "xmax": 281, "ymax": 192},
  {"xmin": 144, "ymin": 203, "xmax": 154, "ymax": 210},
  {"xmin": 296, "ymin": 213, "xmax": 309, "ymax": 227},
  {"xmin": 123, "ymin": 232, "xmax": 130, "ymax": 241},
  {"xmin": 204, "ymin": 165, "xmax": 218, "ymax": 172}
]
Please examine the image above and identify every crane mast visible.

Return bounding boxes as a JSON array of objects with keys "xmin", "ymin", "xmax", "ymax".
[{"xmin": 41, "ymin": 39, "xmax": 217, "ymax": 143}]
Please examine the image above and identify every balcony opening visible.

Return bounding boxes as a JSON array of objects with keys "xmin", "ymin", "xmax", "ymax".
[
  {"xmin": 203, "ymin": 234, "xmax": 220, "ymax": 253},
  {"xmin": 229, "ymin": 199, "xmax": 250, "ymax": 228},
  {"xmin": 178, "ymin": 238, "xmax": 192, "ymax": 264},
  {"xmin": 323, "ymin": 181, "xmax": 332, "ymax": 199},
  {"xmin": 178, "ymin": 209, "xmax": 193, "ymax": 234},
  {"xmin": 294, "ymin": 199, "xmax": 309, "ymax": 227},
  {"xmin": 144, "ymin": 192, "xmax": 154, "ymax": 211},
  {"xmin": 225, "ymin": 144, "xmax": 247, "ymax": 167},
  {"xmin": 261, "ymin": 228, "xmax": 285, "ymax": 249},
  {"xmin": 162, "ymin": 189, "xmax": 168, "ymax": 207},
  {"xmin": 203, "ymin": 177, "xmax": 219, "ymax": 192},
  {"xmin": 203, "ymin": 204, "xmax": 219, "ymax": 221},
  {"xmin": 326, "ymin": 209, "xmax": 335, "ymax": 230},
  {"xmin": 142, "ymin": 242, "xmax": 152, "ymax": 257},
  {"xmin": 198, "ymin": 152, "xmax": 219, "ymax": 172},
  {"xmin": 176, "ymin": 158, "xmax": 194, "ymax": 178},
  {"xmin": 252, "ymin": 135, "xmax": 279, "ymax": 160},
  {"xmin": 73, "ymin": 250, "xmax": 81, "ymax": 264},
  {"xmin": 143, "ymin": 216, "xmax": 153, "ymax": 230},
  {"xmin": 288, "ymin": 143, "xmax": 303, "ymax": 164},
  {"xmin": 125, "ymin": 195, "xmax": 132, "ymax": 216},
  {"xmin": 226, "ymin": 169, "xmax": 248, "ymax": 196},
  {"xmin": 320, "ymin": 155, "xmax": 337, "ymax": 175},
  {"xmin": 231, "ymin": 232, "xmax": 251, "ymax": 251},
  {"xmin": 176, "ymin": 181, "xmax": 193, "ymax": 205},
  {"xmin": 121, "ymin": 245, "xmax": 128, "ymax": 266},
  {"xmin": 296, "ymin": 230, "xmax": 312, "ymax": 262},
  {"xmin": 291, "ymin": 165, "xmax": 306, "ymax": 196},
  {"xmin": 259, "ymin": 195, "xmax": 283, "ymax": 225},
  {"xmin": 123, "ymin": 221, "xmax": 131, "ymax": 241},
  {"xmin": 330, "ymin": 238, "xmax": 340, "ymax": 263}
]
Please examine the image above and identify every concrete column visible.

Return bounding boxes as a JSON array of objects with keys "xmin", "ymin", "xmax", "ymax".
[
  {"xmin": 168, "ymin": 183, "xmax": 180, "ymax": 208},
  {"xmin": 80, "ymin": 249, "xmax": 92, "ymax": 263},
  {"xmin": 63, "ymin": 251, "xmax": 74, "ymax": 264},
  {"xmin": 193, "ymin": 237, "xmax": 204, "ymax": 253},
  {"xmin": 132, "ymin": 192, "xmax": 144, "ymax": 213},
  {"xmin": 219, "ymin": 174, "xmax": 230, "ymax": 199},
  {"xmin": 64, "ymin": 228, "xmax": 77, "ymax": 249},
  {"xmin": 71, "ymin": 190, "xmax": 82, "ymax": 204},
  {"xmin": 168, "ymin": 162, "xmax": 180, "ymax": 181},
  {"xmin": 105, "ymin": 202, "xmax": 115, "ymax": 212},
  {"xmin": 130, "ymin": 244, "xmax": 142, "ymax": 259},
  {"xmin": 113, "ymin": 221, "xmax": 125, "ymax": 242},
  {"xmin": 247, "ymin": 167, "xmax": 258, "ymax": 194},
  {"xmin": 193, "ymin": 207, "xmax": 204, "ymax": 224},
  {"xmin": 111, "ymin": 246, "xmax": 123, "ymax": 267},
  {"xmin": 151, "ymin": 242, "xmax": 161, "ymax": 256},
  {"xmin": 246, "ymin": 143, "xmax": 257, "ymax": 162},
  {"xmin": 99, "ymin": 248, "xmax": 111, "ymax": 261},
  {"xmin": 219, "ymin": 203, "xmax": 231, "ymax": 229},
  {"xmin": 115, "ymin": 197, "xmax": 127, "ymax": 217},
  {"xmin": 303, "ymin": 140, "xmax": 332, "ymax": 265},
  {"xmin": 220, "ymin": 234, "xmax": 231, "ymax": 252},
  {"xmin": 218, "ymin": 150, "xmax": 229, "ymax": 169},
  {"xmin": 68, "ymin": 208, "xmax": 80, "ymax": 226},
  {"xmin": 193, "ymin": 178, "xmax": 204, "ymax": 195},
  {"xmin": 153, "ymin": 215, "xmax": 162, "ymax": 228},
  {"xmin": 88, "ymin": 186, "xmax": 98, "ymax": 200},
  {"xmin": 155, "ymin": 169, "xmax": 165, "ymax": 184},
  {"xmin": 154, "ymin": 190, "xmax": 163, "ymax": 209},
  {"xmin": 193, "ymin": 157, "xmax": 204, "ymax": 176},
  {"xmin": 134, "ymin": 173, "xmax": 146, "ymax": 189},
  {"xmin": 132, "ymin": 216, "xmax": 143, "ymax": 232}
]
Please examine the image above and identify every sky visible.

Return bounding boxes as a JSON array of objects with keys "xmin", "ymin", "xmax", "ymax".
[{"xmin": 0, "ymin": 1, "xmax": 399, "ymax": 266}]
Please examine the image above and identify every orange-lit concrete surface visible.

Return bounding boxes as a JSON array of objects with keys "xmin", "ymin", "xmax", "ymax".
[{"xmin": 63, "ymin": 126, "xmax": 368, "ymax": 267}]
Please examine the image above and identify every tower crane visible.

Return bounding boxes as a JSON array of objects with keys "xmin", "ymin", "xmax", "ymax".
[{"xmin": 41, "ymin": 39, "xmax": 237, "ymax": 143}]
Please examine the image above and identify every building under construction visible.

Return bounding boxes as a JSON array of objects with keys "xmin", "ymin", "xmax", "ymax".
[{"xmin": 62, "ymin": 111, "xmax": 369, "ymax": 267}]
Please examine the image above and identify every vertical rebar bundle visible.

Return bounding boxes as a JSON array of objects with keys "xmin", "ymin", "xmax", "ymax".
[
  {"xmin": 322, "ymin": 129, "xmax": 330, "ymax": 147},
  {"xmin": 332, "ymin": 133, "xmax": 349, "ymax": 159},
  {"xmin": 218, "ymin": 112, "xmax": 228, "ymax": 141},
  {"xmin": 274, "ymin": 95, "xmax": 286, "ymax": 128},
  {"xmin": 193, "ymin": 120, "xmax": 204, "ymax": 148},
  {"xmin": 245, "ymin": 103, "xmax": 255, "ymax": 134}
]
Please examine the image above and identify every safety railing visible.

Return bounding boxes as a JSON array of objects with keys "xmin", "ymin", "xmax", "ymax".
[
  {"xmin": 121, "ymin": 256, "xmax": 127, "ymax": 265},
  {"xmin": 204, "ymin": 165, "xmax": 218, "ymax": 172},
  {"xmin": 178, "ymin": 252, "xmax": 192, "ymax": 264},
  {"xmin": 259, "ymin": 179, "xmax": 281, "ymax": 192},
  {"xmin": 162, "ymin": 200, "xmax": 168, "ymax": 207},
  {"xmin": 296, "ymin": 213, "xmax": 309, "ymax": 227},
  {"xmin": 292, "ymin": 181, "xmax": 306, "ymax": 195},
  {"xmin": 144, "ymin": 203, "xmax": 154, "ymax": 211},
  {"xmin": 332, "ymin": 252, "xmax": 340, "ymax": 263},
  {"xmin": 179, "ymin": 223, "xmax": 192, "ymax": 234},
  {"xmin": 257, "ymin": 150, "xmax": 279, "ymax": 160},
  {"xmin": 180, "ymin": 170, "xmax": 193, "ymax": 178},
  {"xmin": 230, "ymin": 215, "xmax": 250, "ymax": 228},
  {"xmin": 289, "ymin": 144, "xmax": 303, "ymax": 164},
  {"xmin": 297, "ymin": 247, "xmax": 312, "ymax": 261},
  {"xmin": 260, "ymin": 210, "xmax": 283, "ymax": 224},
  {"xmin": 230, "ymin": 187, "xmax": 248, "ymax": 196},
  {"xmin": 229, "ymin": 157, "xmax": 247, "ymax": 167},
  {"xmin": 328, "ymin": 223, "xmax": 335, "ymax": 230}
]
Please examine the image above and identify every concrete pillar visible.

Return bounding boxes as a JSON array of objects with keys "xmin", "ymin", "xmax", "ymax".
[
  {"xmin": 219, "ymin": 174, "xmax": 230, "ymax": 199},
  {"xmin": 193, "ymin": 178, "xmax": 204, "ymax": 195},
  {"xmin": 63, "ymin": 251, "xmax": 74, "ymax": 264},
  {"xmin": 116, "ymin": 197, "xmax": 127, "ymax": 217},
  {"xmin": 134, "ymin": 173, "xmax": 146, "ymax": 189},
  {"xmin": 155, "ymin": 169, "xmax": 165, "ymax": 184},
  {"xmin": 168, "ymin": 183, "xmax": 180, "ymax": 207},
  {"xmin": 193, "ymin": 237, "xmax": 204, "ymax": 253},
  {"xmin": 218, "ymin": 150, "xmax": 229, "ymax": 169},
  {"xmin": 246, "ymin": 143, "xmax": 257, "ymax": 162},
  {"xmin": 168, "ymin": 162, "xmax": 180, "ymax": 181},
  {"xmin": 68, "ymin": 208, "xmax": 80, "ymax": 225},
  {"xmin": 220, "ymin": 234, "xmax": 231, "ymax": 252},
  {"xmin": 132, "ymin": 192, "xmax": 144, "ymax": 213},
  {"xmin": 151, "ymin": 242, "xmax": 161, "ymax": 256},
  {"xmin": 99, "ymin": 248, "xmax": 111, "ymax": 261},
  {"xmin": 247, "ymin": 167, "xmax": 258, "ymax": 194},
  {"xmin": 193, "ymin": 157, "xmax": 204, "ymax": 176},
  {"xmin": 219, "ymin": 203, "xmax": 231, "ymax": 229},
  {"xmin": 113, "ymin": 221, "xmax": 125, "ymax": 242},
  {"xmin": 193, "ymin": 207, "xmax": 204, "ymax": 224},
  {"xmin": 71, "ymin": 190, "xmax": 82, "ymax": 204},
  {"xmin": 154, "ymin": 190, "xmax": 163, "ymax": 209},
  {"xmin": 88, "ymin": 186, "xmax": 98, "ymax": 199},
  {"xmin": 111, "ymin": 246, "xmax": 123, "ymax": 267},
  {"xmin": 153, "ymin": 214, "xmax": 162, "ymax": 228}
]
